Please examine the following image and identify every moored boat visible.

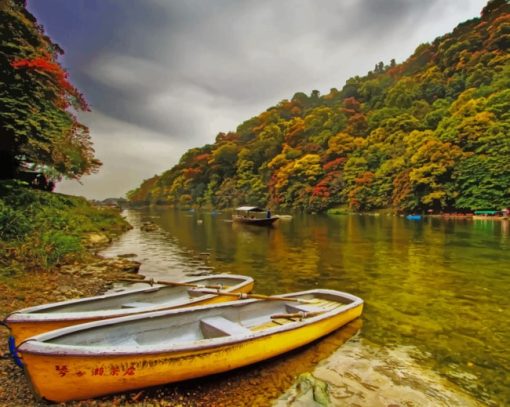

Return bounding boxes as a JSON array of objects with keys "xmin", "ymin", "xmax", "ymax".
[
  {"xmin": 18, "ymin": 289, "xmax": 363, "ymax": 402},
  {"xmin": 232, "ymin": 206, "xmax": 279, "ymax": 226},
  {"xmin": 5, "ymin": 274, "xmax": 254, "ymax": 344},
  {"xmin": 406, "ymin": 214, "xmax": 422, "ymax": 220}
]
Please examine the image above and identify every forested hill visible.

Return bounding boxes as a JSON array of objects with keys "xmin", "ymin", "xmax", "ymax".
[{"xmin": 128, "ymin": 0, "xmax": 510, "ymax": 213}]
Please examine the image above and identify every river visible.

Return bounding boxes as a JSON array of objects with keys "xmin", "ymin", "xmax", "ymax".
[{"xmin": 101, "ymin": 208, "xmax": 510, "ymax": 406}]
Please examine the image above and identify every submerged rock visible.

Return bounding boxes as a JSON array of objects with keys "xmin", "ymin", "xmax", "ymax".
[
  {"xmin": 140, "ymin": 221, "xmax": 158, "ymax": 232},
  {"xmin": 295, "ymin": 373, "xmax": 330, "ymax": 406},
  {"xmin": 276, "ymin": 338, "xmax": 484, "ymax": 407},
  {"xmin": 103, "ymin": 258, "xmax": 141, "ymax": 273}
]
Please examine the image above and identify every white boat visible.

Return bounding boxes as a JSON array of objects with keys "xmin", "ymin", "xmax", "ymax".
[{"xmin": 6, "ymin": 274, "xmax": 254, "ymax": 344}]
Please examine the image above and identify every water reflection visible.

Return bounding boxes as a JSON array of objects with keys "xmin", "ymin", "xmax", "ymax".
[{"xmin": 102, "ymin": 209, "xmax": 510, "ymax": 405}]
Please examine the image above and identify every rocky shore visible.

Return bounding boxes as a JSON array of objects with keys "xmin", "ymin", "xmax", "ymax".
[{"xmin": 0, "ymin": 252, "xmax": 143, "ymax": 406}]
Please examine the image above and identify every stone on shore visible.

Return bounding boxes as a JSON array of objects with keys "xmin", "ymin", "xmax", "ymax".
[{"xmin": 86, "ymin": 232, "xmax": 110, "ymax": 245}]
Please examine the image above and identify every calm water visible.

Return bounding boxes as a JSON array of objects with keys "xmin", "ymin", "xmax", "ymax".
[{"xmin": 103, "ymin": 208, "xmax": 510, "ymax": 406}]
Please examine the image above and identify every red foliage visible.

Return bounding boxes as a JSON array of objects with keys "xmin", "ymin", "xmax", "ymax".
[
  {"xmin": 312, "ymin": 184, "xmax": 330, "ymax": 197},
  {"xmin": 11, "ymin": 56, "xmax": 61, "ymax": 73},
  {"xmin": 312, "ymin": 170, "xmax": 343, "ymax": 197},
  {"xmin": 323, "ymin": 157, "xmax": 346, "ymax": 171},
  {"xmin": 194, "ymin": 153, "xmax": 211, "ymax": 162},
  {"xmin": 347, "ymin": 113, "xmax": 368, "ymax": 136},
  {"xmin": 10, "ymin": 55, "xmax": 89, "ymax": 111},
  {"xmin": 349, "ymin": 196, "xmax": 361, "ymax": 210},
  {"xmin": 387, "ymin": 65, "xmax": 404, "ymax": 77},
  {"xmin": 491, "ymin": 14, "xmax": 510, "ymax": 25},
  {"xmin": 343, "ymin": 97, "xmax": 361, "ymax": 112}
]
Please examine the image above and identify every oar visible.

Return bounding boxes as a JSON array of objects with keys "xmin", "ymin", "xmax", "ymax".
[
  {"xmin": 118, "ymin": 278, "xmax": 228, "ymax": 290},
  {"xmin": 193, "ymin": 289, "xmax": 318, "ymax": 304},
  {"xmin": 271, "ymin": 311, "xmax": 325, "ymax": 320}
]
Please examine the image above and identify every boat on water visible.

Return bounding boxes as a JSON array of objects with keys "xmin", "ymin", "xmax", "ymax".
[
  {"xmin": 18, "ymin": 289, "xmax": 363, "ymax": 402},
  {"xmin": 406, "ymin": 214, "xmax": 422, "ymax": 220},
  {"xmin": 5, "ymin": 274, "xmax": 254, "ymax": 345},
  {"xmin": 232, "ymin": 206, "xmax": 279, "ymax": 226}
]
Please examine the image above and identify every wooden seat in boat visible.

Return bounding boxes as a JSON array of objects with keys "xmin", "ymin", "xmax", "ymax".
[
  {"xmin": 121, "ymin": 302, "xmax": 154, "ymax": 309},
  {"xmin": 285, "ymin": 304, "xmax": 322, "ymax": 314},
  {"xmin": 200, "ymin": 316, "xmax": 251, "ymax": 338}
]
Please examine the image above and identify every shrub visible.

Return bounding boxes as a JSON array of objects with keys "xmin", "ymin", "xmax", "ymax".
[
  {"xmin": 0, "ymin": 200, "xmax": 32, "ymax": 240},
  {"xmin": 41, "ymin": 231, "xmax": 83, "ymax": 267},
  {"xmin": 0, "ymin": 184, "xmax": 129, "ymax": 271}
]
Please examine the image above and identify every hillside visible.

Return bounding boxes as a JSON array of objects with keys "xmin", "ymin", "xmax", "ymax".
[{"xmin": 128, "ymin": 0, "xmax": 510, "ymax": 213}]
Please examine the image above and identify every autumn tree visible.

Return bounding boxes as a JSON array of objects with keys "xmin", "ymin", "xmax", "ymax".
[
  {"xmin": 128, "ymin": 1, "xmax": 510, "ymax": 213},
  {"xmin": 0, "ymin": 0, "xmax": 100, "ymax": 181}
]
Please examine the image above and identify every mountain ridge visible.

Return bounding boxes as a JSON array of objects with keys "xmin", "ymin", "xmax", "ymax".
[{"xmin": 128, "ymin": 0, "xmax": 510, "ymax": 213}]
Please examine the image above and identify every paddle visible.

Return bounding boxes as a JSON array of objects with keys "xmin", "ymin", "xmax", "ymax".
[
  {"xmin": 118, "ymin": 278, "xmax": 229, "ymax": 291},
  {"xmin": 271, "ymin": 311, "xmax": 325, "ymax": 320},
  {"xmin": 193, "ymin": 289, "xmax": 318, "ymax": 304}
]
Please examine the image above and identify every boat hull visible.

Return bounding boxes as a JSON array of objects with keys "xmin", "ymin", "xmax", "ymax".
[
  {"xmin": 232, "ymin": 216, "xmax": 279, "ymax": 226},
  {"xmin": 20, "ymin": 303, "xmax": 362, "ymax": 402},
  {"xmin": 7, "ymin": 277, "xmax": 254, "ymax": 344}
]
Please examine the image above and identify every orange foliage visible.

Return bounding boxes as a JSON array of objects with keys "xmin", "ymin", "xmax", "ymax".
[
  {"xmin": 355, "ymin": 171, "xmax": 374, "ymax": 185},
  {"xmin": 183, "ymin": 167, "xmax": 202, "ymax": 178},
  {"xmin": 194, "ymin": 153, "xmax": 211, "ymax": 162}
]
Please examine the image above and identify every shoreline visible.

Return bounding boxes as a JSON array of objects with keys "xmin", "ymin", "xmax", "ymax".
[
  {"xmin": 1, "ymin": 209, "xmax": 500, "ymax": 405},
  {"xmin": 0, "ymin": 243, "xmax": 358, "ymax": 407},
  {"xmin": 0, "ymin": 241, "xmax": 144, "ymax": 406}
]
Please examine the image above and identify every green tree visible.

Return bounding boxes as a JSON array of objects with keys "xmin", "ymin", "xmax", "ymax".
[{"xmin": 453, "ymin": 154, "xmax": 510, "ymax": 210}]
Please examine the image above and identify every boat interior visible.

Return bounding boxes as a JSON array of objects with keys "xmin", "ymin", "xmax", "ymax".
[
  {"xmin": 46, "ymin": 291, "xmax": 356, "ymax": 348},
  {"xmin": 28, "ymin": 277, "xmax": 247, "ymax": 314}
]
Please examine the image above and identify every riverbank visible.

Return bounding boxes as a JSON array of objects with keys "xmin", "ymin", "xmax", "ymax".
[
  {"xmin": 0, "ymin": 184, "xmax": 139, "ymax": 405},
  {"xmin": 0, "ymin": 183, "xmax": 132, "ymax": 271},
  {"xmin": 0, "ymin": 188, "xmax": 330, "ymax": 406}
]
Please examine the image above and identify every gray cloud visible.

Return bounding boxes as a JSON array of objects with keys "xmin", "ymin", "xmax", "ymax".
[{"xmin": 28, "ymin": 0, "xmax": 487, "ymax": 199}]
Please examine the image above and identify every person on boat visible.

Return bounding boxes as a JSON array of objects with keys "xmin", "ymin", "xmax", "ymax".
[{"xmin": 267, "ymin": 209, "xmax": 271, "ymax": 219}]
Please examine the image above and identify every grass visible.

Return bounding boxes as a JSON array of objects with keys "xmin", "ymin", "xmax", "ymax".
[
  {"xmin": 326, "ymin": 205, "xmax": 352, "ymax": 215},
  {"xmin": 0, "ymin": 181, "xmax": 130, "ymax": 274}
]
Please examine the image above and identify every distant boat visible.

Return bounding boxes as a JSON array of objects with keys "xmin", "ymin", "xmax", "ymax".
[
  {"xmin": 232, "ymin": 206, "xmax": 279, "ymax": 226},
  {"xmin": 276, "ymin": 214, "xmax": 293, "ymax": 220},
  {"xmin": 5, "ymin": 275, "xmax": 254, "ymax": 345},
  {"xmin": 18, "ymin": 289, "xmax": 363, "ymax": 402},
  {"xmin": 406, "ymin": 214, "xmax": 422, "ymax": 220}
]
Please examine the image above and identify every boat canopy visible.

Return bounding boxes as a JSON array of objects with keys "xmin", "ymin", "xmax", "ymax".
[
  {"xmin": 474, "ymin": 210, "xmax": 499, "ymax": 215},
  {"xmin": 235, "ymin": 206, "xmax": 265, "ymax": 212}
]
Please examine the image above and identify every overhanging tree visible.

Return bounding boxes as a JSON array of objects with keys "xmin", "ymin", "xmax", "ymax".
[{"xmin": 0, "ymin": 0, "xmax": 100, "ymax": 181}]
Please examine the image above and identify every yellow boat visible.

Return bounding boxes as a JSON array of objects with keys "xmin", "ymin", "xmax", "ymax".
[
  {"xmin": 5, "ymin": 274, "xmax": 253, "ymax": 345},
  {"xmin": 18, "ymin": 289, "xmax": 363, "ymax": 402}
]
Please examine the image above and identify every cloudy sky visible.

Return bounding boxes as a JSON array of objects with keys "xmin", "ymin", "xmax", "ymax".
[{"xmin": 28, "ymin": 0, "xmax": 487, "ymax": 200}]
